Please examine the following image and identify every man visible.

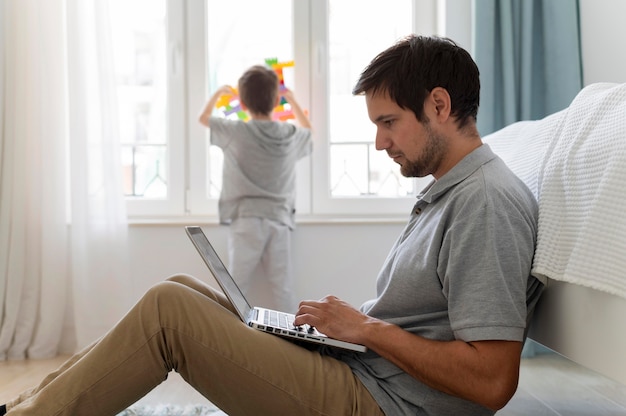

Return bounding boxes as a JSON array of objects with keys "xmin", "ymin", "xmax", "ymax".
[{"xmin": 2, "ymin": 35, "xmax": 542, "ymax": 416}]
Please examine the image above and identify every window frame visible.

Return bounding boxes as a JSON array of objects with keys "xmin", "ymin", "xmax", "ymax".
[{"xmin": 126, "ymin": 0, "xmax": 186, "ymax": 218}]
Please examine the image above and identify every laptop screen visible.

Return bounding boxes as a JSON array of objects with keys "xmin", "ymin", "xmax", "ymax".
[{"xmin": 185, "ymin": 226, "xmax": 253, "ymax": 322}]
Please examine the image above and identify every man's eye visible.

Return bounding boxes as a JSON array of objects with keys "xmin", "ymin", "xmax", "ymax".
[{"xmin": 384, "ymin": 119, "xmax": 395, "ymax": 127}]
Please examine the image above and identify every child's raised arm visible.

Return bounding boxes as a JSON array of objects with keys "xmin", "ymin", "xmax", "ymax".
[
  {"xmin": 198, "ymin": 85, "xmax": 235, "ymax": 128},
  {"xmin": 281, "ymin": 89, "xmax": 312, "ymax": 130}
]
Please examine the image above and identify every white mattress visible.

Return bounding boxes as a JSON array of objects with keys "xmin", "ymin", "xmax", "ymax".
[{"xmin": 485, "ymin": 83, "xmax": 626, "ymax": 299}]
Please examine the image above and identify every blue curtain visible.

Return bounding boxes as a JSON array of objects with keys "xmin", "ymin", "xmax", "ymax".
[
  {"xmin": 473, "ymin": 0, "xmax": 583, "ymax": 357},
  {"xmin": 473, "ymin": 0, "xmax": 583, "ymax": 136}
]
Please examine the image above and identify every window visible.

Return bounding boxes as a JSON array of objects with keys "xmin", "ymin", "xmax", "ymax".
[
  {"xmin": 327, "ymin": 0, "xmax": 415, "ymax": 198},
  {"xmin": 112, "ymin": 0, "xmax": 185, "ymax": 217},
  {"xmin": 112, "ymin": 0, "xmax": 168, "ymax": 200},
  {"xmin": 311, "ymin": 0, "xmax": 433, "ymax": 215},
  {"xmin": 113, "ymin": 0, "xmax": 442, "ymax": 219}
]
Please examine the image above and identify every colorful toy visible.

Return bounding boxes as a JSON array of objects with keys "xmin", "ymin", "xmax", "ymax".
[
  {"xmin": 265, "ymin": 58, "xmax": 296, "ymax": 121},
  {"xmin": 216, "ymin": 58, "xmax": 299, "ymax": 122},
  {"xmin": 215, "ymin": 88, "xmax": 248, "ymax": 121}
]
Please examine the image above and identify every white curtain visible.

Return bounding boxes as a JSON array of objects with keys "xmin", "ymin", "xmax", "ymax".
[
  {"xmin": 0, "ymin": 0, "xmax": 132, "ymax": 359},
  {"xmin": 65, "ymin": 0, "xmax": 133, "ymax": 349},
  {"xmin": 0, "ymin": 0, "xmax": 69, "ymax": 360}
]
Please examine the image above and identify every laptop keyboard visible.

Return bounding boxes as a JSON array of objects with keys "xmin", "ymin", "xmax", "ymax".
[
  {"xmin": 262, "ymin": 309, "xmax": 316, "ymax": 336},
  {"xmin": 264, "ymin": 310, "xmax": 295, "ymax": 329}
]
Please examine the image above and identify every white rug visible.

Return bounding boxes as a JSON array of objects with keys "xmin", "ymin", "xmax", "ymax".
[
  {"xmin": 117, "ymin": 404, "xmax": 225, "ymax": 416},
  {"xmin": 114, "ymin": 373, "xmax": 228, "ymax": 415}
]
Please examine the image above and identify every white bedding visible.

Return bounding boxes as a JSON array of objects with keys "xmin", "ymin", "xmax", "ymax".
[{"xmin": 485, "ymin": 82, "xmax": 626, "ymax": 299}]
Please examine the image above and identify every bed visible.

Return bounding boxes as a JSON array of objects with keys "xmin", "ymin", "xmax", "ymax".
[{"xmin": 484, "ymin": 82, "xmax": 626, "ymax": 386}]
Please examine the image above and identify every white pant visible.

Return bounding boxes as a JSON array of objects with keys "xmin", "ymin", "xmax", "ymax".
[{"xmin": 227, "ymin": 217, "xmax": 296, "ymax": 311}]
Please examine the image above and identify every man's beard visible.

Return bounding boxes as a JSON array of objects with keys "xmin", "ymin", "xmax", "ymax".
[{"xmin": 399, "ymin": 123, "xmax": 446, "ymax": 178}]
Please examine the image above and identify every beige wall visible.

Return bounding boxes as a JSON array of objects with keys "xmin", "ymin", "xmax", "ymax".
[{"xmin": 580, "ymin": 0, "xmax": 626, "ymax": 85}]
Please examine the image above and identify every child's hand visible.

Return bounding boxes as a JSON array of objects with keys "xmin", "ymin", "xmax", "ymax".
[
  {"xmin": 279, "ymin": 88, "xmax": 311, "ymax": 129},
  {"xmin": 281, "ymin": 88, "xmax": 295, "ymax": 102},
  {"xmin": 199, "ymin": 85, "xmax": 237, "ymax": 127},
  {"xmin": 217, "ymin": 85, "xmax": 236, "ymax": 97}
]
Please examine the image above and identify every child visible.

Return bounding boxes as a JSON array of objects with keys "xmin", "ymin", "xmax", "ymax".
[{"xmin": 198, "ymin": 65, "xmax": 312, "ymax": 312}]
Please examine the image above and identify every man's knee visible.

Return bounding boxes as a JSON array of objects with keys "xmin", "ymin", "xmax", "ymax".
[
  {"xmin": 142, "ymin": 280, "xmax": 188, "ymax": 308},
  {"xmin": 165, "ymin": 273, "xmax": 196, "ymax": 286}
]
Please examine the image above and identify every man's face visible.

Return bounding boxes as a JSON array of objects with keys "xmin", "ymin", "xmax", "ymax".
[{"xmin": 365, "ymin": 91, "xmax": 447, "ymax": 179}]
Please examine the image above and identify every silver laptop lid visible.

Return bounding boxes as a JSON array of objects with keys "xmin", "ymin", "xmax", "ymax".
[{"xmin": 185, "ymin": 226, "xmax": 253, "ymax": 322}]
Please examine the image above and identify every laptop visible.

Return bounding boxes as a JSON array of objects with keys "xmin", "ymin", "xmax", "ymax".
[{"xmin": 185, "ymin": 226, "xmax": 367, "ymax": 353}]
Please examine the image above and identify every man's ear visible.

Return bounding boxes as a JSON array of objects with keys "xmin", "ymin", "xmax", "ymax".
[{"xmin": 428, "ymin": 87, "xmax": 452, "ymax": 121}]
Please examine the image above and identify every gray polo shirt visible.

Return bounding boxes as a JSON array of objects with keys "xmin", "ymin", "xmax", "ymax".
[{"xmin": 333, "ymin": 144, "xmax": 541, "ymax": 415}]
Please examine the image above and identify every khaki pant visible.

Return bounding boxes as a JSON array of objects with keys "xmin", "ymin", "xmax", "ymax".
[{"xmin": 7, "ymin": 274, "xmax": 384, "ymax": 416}]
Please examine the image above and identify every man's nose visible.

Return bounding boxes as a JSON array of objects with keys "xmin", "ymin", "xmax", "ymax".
[{"xmin": 374, "ymin": 130, "xmax": 390, "ymax": 151}]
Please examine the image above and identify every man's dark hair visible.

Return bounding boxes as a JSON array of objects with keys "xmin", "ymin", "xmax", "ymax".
[
  {"xmin": 352, "ymin": 35, "xmax": 480, "ymax": 129},
  {"xmin": 238, "ymin": 65, "xmax": 279, "ymax": 116}
]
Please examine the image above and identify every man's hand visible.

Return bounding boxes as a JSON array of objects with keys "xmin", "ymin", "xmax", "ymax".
[{"xmin": 294, "ymin": 296, "xmax": 378, "ymax": 344}]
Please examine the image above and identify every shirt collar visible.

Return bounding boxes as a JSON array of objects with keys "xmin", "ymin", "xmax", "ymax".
[{"xmin": 417, "ymin": 143, "xmax": 496, "ymax": 204}]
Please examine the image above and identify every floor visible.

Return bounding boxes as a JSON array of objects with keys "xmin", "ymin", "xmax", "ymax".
[
  {"xmin": 500, "ymin": 353, "xmax": 626, "ymax": 415},
  {"xmin": 1, "ymin": 352, "xmax": 625, "ymax": 415}
]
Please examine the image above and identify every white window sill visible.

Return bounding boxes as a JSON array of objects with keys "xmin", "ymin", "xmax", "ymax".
[{"xmin": 128, "ymin": 214, "xmax": 408, "ymax": 227}]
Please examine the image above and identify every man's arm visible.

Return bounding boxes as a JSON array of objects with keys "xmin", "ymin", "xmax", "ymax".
[
  {"xmin": 294, "ymin": 296, "xmax": 522, "ymax": 411},
  {"xmin": 363, "ymin": 319, "xmax": 521, "ymax": 410},
  {"xmin": 198, "ymin": 85, "xmax": 235, "ymax": 128}
]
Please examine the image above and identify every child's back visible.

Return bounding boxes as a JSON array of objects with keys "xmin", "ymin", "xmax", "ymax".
[{"xmin": 209, "ymin": 117, "xmax": 311, "ymax": 228}]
